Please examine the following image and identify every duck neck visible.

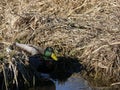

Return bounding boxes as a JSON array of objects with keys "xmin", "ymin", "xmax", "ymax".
[{"xmin": 43, "ymin": 56, "xmax": 51, "ymax": 61}]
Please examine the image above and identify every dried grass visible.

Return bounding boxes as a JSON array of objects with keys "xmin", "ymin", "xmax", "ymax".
[{"xmin": 0, "ymin": 0, "xmax": 120, "ymax": 88}]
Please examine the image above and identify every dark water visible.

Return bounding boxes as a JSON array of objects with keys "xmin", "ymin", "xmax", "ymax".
[
  {"xmin": 55, "ymin": 75, "xmax": 92, "ymax": 90},
  {"xmin": 28, "ymin": 73, "xmax": 120, "ymax": 90},
  {"xmin": 29, "ymin": 74, "xmax": 92, "ymax": 90}
]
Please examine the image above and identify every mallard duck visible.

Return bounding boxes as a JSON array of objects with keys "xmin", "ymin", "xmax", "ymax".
[{"xmin": 14, "ymin": 42, "xmax": 58, "ymax": 73}]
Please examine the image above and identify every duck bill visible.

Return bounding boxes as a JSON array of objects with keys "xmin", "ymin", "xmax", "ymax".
[{"xmin": 51, "ymin": 53, "xmax": 58, "ymax": 61}]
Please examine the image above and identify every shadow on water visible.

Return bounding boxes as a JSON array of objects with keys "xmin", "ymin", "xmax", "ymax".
[
  {"xmin": 29, "ymin": 56, "xmax": 84, "ymax": 81},
  {"xmin": 29, "ymin": 79, "xmax": 56, "ymax": 90},
  {"xmin": 29, "ymin": 56, "xmax": 83, "ymax": 79},
  {"xmin": 49, "ymin": 56, "xmax": 83, "ymax": 81}
]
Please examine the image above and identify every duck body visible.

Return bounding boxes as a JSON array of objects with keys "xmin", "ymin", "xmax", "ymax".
[
  {"xmin": 13, "ymin": 42, "xmax": 58, "ymax": 73},
  {"xmin": 29, "ymin": 54, "xmax": 55, "ymax": 73}
]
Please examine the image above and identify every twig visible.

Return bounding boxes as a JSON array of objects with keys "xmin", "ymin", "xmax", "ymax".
[
  {"xmin": 0, "ymin": 41, "xmax": 11, "ymax": 45},
  {"xmin": 92, "ymin": 42, "xmax": 120, "ymax": 54},
  {"xmin": 67, "ymin": 0, "xmax": 88, "ymax": 16},
  {"xmin": 2, "ymin": 64, "xmax": 8, "ymax": 90},
  {"xmin": 92, "ymin": 44, "xmax": 108, "ymax": 54},
  {"xmin": 69, "ymin": 44, "xmax": 93, "ymax": 55},
  {"xmin": 9, "ymin": 61, "xmax": 19, "ymax": 90},
  {"xmin": 111, "ymin": 82, "xmax": 120, "ymax": 86}
]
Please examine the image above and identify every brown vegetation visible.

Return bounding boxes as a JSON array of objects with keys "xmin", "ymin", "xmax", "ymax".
[{"xmin": 0, "ymin": 0, "xmax": 120, "ymax": 87}]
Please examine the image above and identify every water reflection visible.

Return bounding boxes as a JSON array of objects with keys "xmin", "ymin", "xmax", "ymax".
[
  {"xmin": 29, "ymin": 79, "xmax": 55, "ymax": 90},
  {"xmin": 49, "ymin": 56, "xmax": 84, "ymax": 81},
  {"xmin": 29, "ymin": 74, "xmax": 92, "ymax": 90},
  {"xmin": 55, "ymin": 74, "xmax": 92, "ymax": 90}
]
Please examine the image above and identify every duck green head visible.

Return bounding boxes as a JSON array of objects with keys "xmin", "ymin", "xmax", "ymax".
[{"xmin": 44, "ymin": 47, "xmax": 58, "ymax": 61}]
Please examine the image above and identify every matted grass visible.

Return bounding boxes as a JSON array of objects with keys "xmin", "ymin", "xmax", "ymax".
[{"xmin": 0, "ymin": 0, "xmax": 120, "ymax": 88}]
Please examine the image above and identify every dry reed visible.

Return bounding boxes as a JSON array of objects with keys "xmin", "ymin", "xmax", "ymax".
[{"xmin": 0, "ymin": 0, "xmax": 120, "ymax": 88}]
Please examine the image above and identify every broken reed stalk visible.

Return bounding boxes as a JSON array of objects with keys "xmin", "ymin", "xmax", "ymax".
[
  {"xmin": 2, "ymin": 64, "xmax": 8, "ymax": 90},
  {"xmin": 9, "ymin": 61, "xmax": 19, "ymax": 90},
  {"xmin": 111, "ymin": 82, "xmax": 120, "ymax": 86},
  {"xmin": 92, "ymin": 42, "xmax": 120, "ymax": 54}
]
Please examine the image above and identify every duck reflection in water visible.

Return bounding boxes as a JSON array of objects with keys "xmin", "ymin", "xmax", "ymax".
[{"xmin": 29, "ymin": 79, "xmax": 56, "ymax": 90}]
